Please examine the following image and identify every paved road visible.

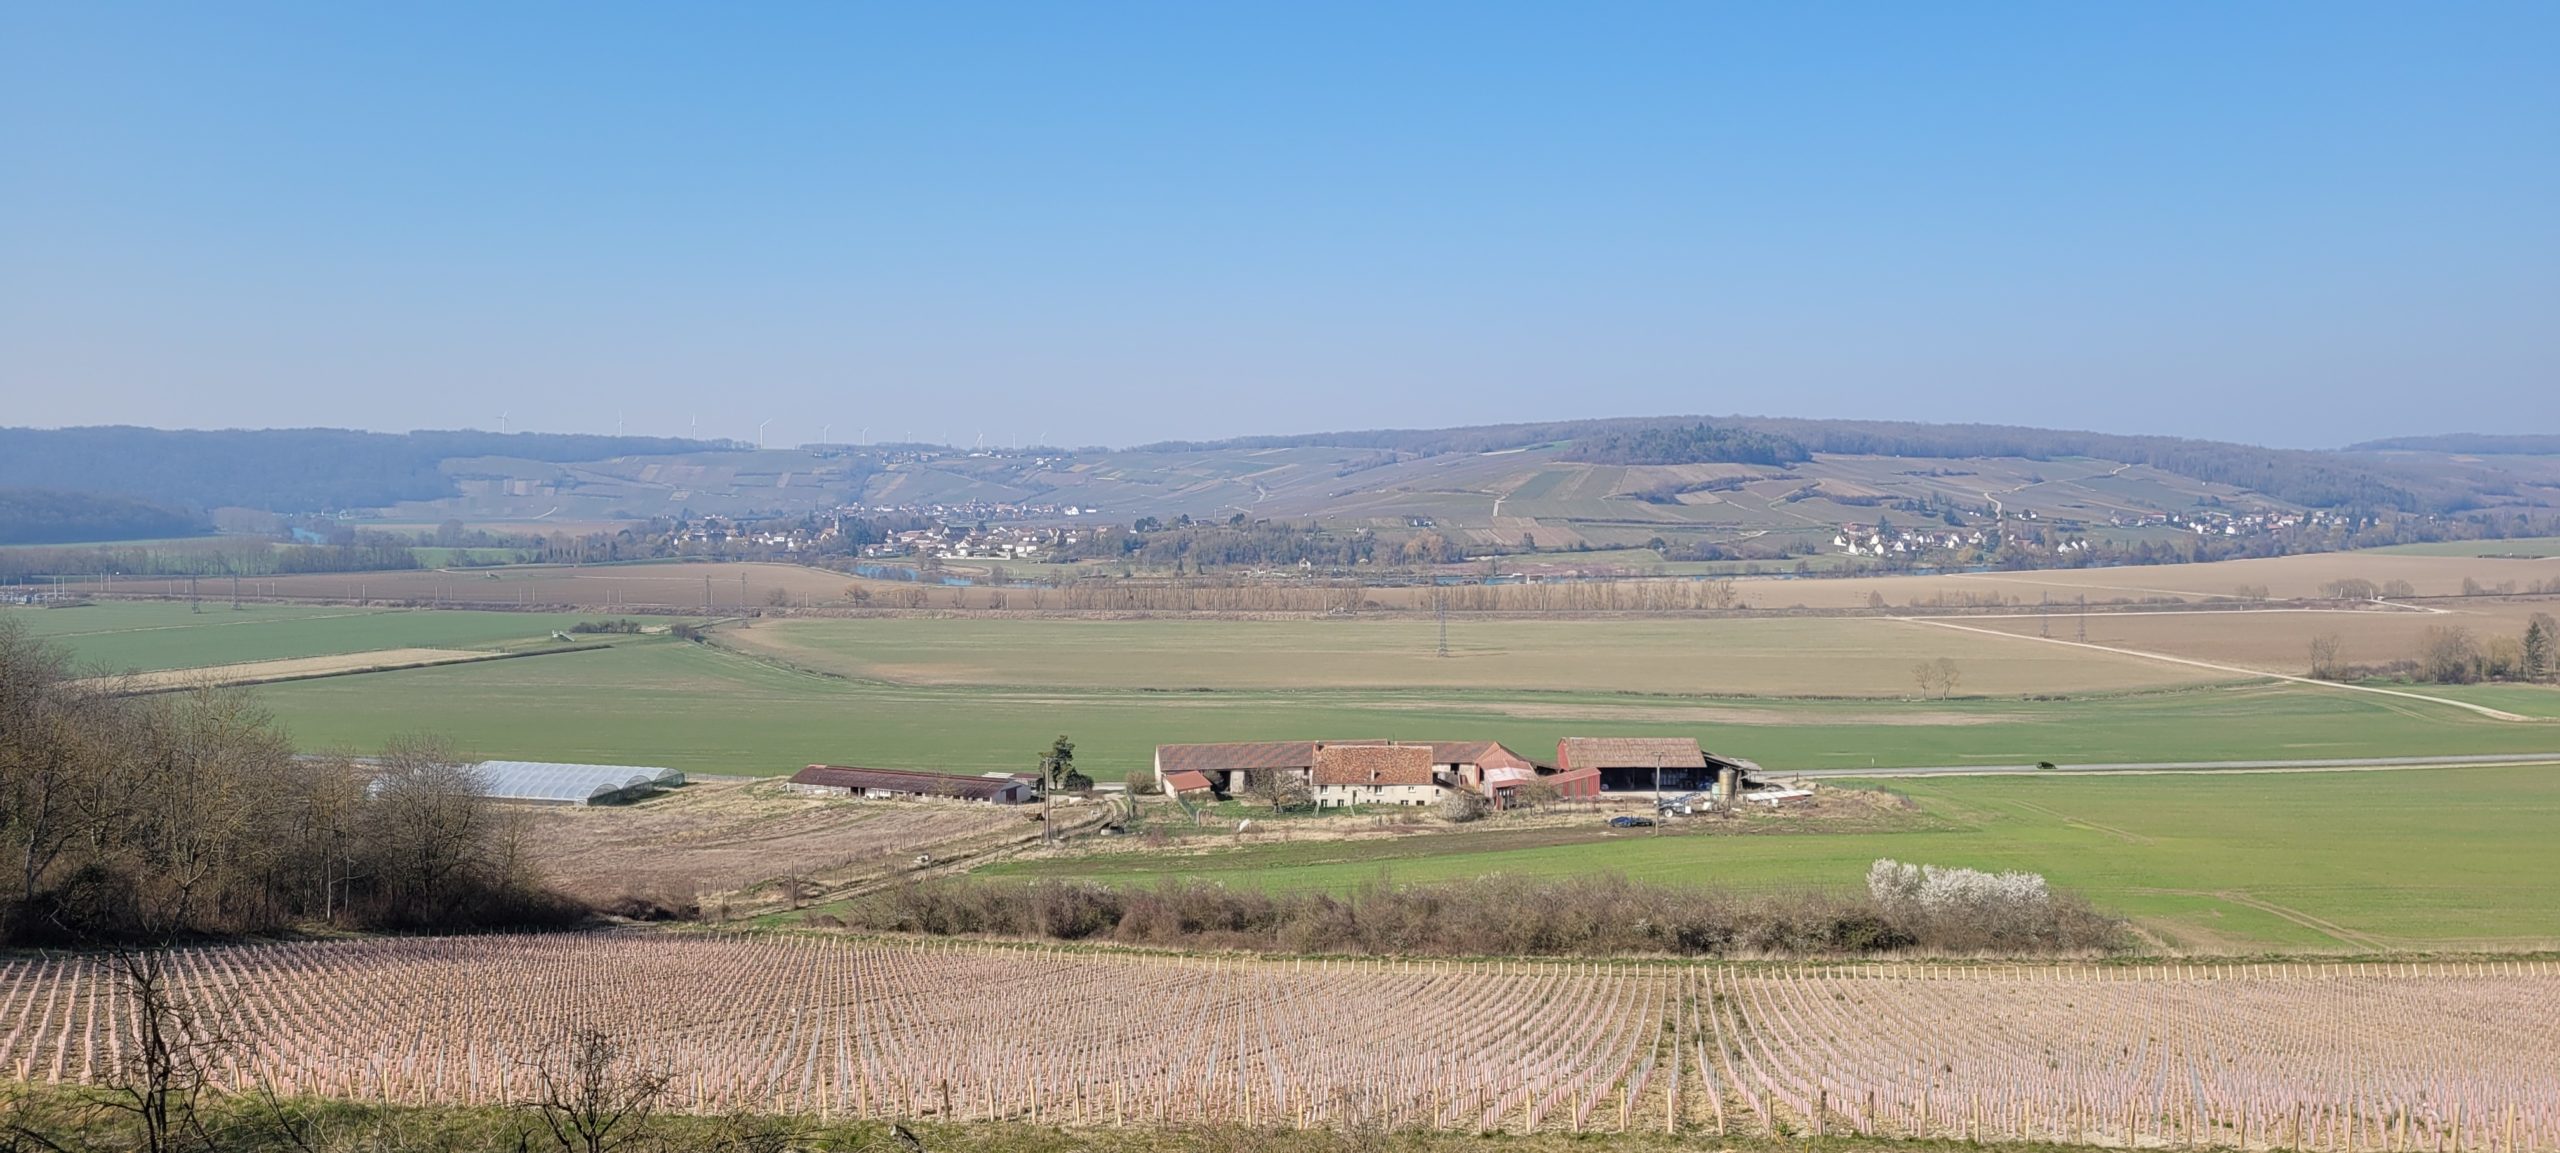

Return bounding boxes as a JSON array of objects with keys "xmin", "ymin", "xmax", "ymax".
[{"xmin": 1788, "ymin": 752, "xmax": 2560, "ymax": 779}]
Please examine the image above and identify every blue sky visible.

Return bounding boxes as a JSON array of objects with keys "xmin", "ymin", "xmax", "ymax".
[{"xmin": 3, "ymin": 2, "xmax": 2552, "ymax": 448}]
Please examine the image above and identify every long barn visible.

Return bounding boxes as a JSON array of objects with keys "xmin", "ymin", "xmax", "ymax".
[{"xmin": 788, "ymin": 764, "xmax": 1038, "ymax": 804}]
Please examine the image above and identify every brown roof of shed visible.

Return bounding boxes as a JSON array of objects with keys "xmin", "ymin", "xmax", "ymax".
[
  {"xmin": 1312, "ymin": 743, "xmax": 1438, "ymax": 787},
  {"xmin": 792, "ymin": 764, "xmax": 1028, "ymax": 801},
  {"xmin": 1155, "ymin": 741, "xmax": 1318, "ymax": 773},
  {"xmin": 1557, "ymin": 737, "xmax": 1705, "ymax": 769},
  {"xmin": 1162, "ymin": 770, "xmax": 1214, "ymax": 793}
]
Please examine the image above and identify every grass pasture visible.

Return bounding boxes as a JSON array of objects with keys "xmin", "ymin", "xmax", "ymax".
[
  {"xmin": 0, "ymin": 603, "xmax": 625, "ymax": 673},
  {"xmin": 1951, "ymin": 600, "xmax": 2560, "ymax": 677},
  {"xmin": 17, "ymin": 601, "xmax": 2559, "ymax": 779},
  {"xmin": 1001, "ymin": 763, "xmax": 2560, "ymax": 953},
  {"xmin": 201, "ymin": 560, "xmax": 860, "ymax": 611},
  {"xmin": 246, "ymin": 642, "xmax": 2560, "ymax": 778},
  {"xmin": 722, "ymin": 615, "xmax": 2225, "ymax": 697}
]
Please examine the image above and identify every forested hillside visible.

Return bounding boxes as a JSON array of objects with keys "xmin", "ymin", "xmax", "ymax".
[
  {"xmin": 1561, "ymin": 422, "xmax": 1811, "ymax": 466},
  {"xmin": 2350, "ymin": 434, "xmax": 2560, "ymax": 455},
  {"xmin": 0, "ymin": 427, "xmax": 722, "ymax": 513},
  {"xmin": 1138, "ymin": 415, "xmax": 2490, "ymax": 513},
  {"xmin": 0, "ymin": 488, "xmax": 208, "ymax": 545}
]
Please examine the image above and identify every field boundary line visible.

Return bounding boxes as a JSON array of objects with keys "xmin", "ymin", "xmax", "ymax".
[
  {"xmin": 1898, "ymin": 616, "xmax": 2536, "ymax": 721},
  {"xmin": 87, "ymin": 642, "xmax": 613, "ymax": 696},
  {"xmin": 1904, "ymin": 605, "xmax": 2437, "ymax": 620},
  {"xmin": 1801, "ymin": 755, "xmax": 2560, "ymax": 778}
]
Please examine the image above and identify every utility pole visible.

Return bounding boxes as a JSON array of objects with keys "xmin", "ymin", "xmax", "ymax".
[
  {"xmin": 188, "ymin": 573, "xmax": 199, "ymax": 613},
  {"xmin": 2077, "ymin": 594, "xmax": 2088, "ymax": 643},
  {"xmin": 1436, "ymin": 588, "xmax": 1449, "ymax": 658},
  {"xmin": 1038, "ymin": 756, "xmax": 1059, "ymax": 845},
  {"xmin": 2040, "ymin": 591, "xmax": 2051, "ymax": 638}
]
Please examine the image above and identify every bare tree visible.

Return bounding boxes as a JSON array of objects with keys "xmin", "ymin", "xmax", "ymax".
[
  {"xmin": 0, "ymin": 621, "xmax": 117, "ymax": 912},
  {"xmin": 362, "ymin": 734, "xmax": 493, "ymax": 918},
  {"xmin": 2307, "ymin": 633, "xmax": 2343, "ymax": 680},
  {"xmin": 518, "ymin": 1027, "xmax": 677, "ymax": 1153},
  {"xmin": 98, "ymin": 944, "xmax": 248, "ymax": 1153},
  {"xmin": 2418, "ymin": 625, "xmax": 2483, "ymax": 684}
]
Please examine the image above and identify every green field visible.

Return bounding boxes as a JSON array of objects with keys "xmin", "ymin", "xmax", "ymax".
[
  {"xmin": 18, "ymin": 601, "xmax": 2560, "ymax": 952},
  {"xmin": 1, "ymin": 603, "xmax": 641, "ymax": 673},
  {"xmin": 995, "ymin": 764, "xmax": 2560, "ymax": 953},
  {"xmin": 723, "ymin": 615, "xmax": 2223, "ymax": 697},
  {"xmin": 245, "ymin": 640, "xmax": 2560, "ymax": 777},
  {"xmin": 17, "ymin": 603, "xmax": 2560, "ymax": 778}
]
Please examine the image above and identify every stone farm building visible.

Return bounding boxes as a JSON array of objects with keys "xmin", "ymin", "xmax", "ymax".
[
  {"xmin": 1310, "ymin": 743, "xmax": 1445, "ymax": 808},
  {"xmin": 1154, "ymin": 739, "xmax": 1545, "ymax": 803},
  {"xmin": 1151, "ymin": 741, "xmax": 1318, "ymax": 797},
  {"xmin": 787, "ymin": 765, "xmax": 1038, "ymax": 804}
]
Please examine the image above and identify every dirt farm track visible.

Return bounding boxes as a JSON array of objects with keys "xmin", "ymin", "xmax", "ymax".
[{"xmin": 4, "ymin": 933, "xmax": 2556, "ymax": 1148}]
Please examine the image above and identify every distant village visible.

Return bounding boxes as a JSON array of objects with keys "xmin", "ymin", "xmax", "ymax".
[
  {"xmin": 1834, "ymin": 507, "xmax": 2368, "ymax": 559},
  {"xmin": 665, "ymin": 505, "xmax": 1097, "ymax": 562}
]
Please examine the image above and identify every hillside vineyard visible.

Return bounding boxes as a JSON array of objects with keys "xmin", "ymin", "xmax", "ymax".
[{"xmin": 3, "ymin": 935, "xmax": 2555, "ymax": 1148}]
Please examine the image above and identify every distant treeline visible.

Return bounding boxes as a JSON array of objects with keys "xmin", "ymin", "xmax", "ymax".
[
  {"xmin": 1051, "ymin": 517, "xmax": 1404, "ymax": 569},
  {"xmin": 2348, "ymin": 434, "xmax": 2560, "ymax": 455},
  {"xmin": 1133, "ymin": 415, "xmax": 2475, "ymax": 514},
  {"xmin": 0, "ymin": 539, "xmax": 423, "ymax": 584},
  {"xmin": 1560, "ymin": 422, "xmax": 1810, "ymax": 466},
  {"xmin": 0, "ymin": 488, "xmax": 208, "ymax": 545},
  {"xmin": 0, "ymin": 427, "xmax": 725, "ymax": 513}
]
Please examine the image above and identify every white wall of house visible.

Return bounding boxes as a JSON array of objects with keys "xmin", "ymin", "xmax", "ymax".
[{"xmin": 1314, "ymin": 783, "xmax": 1446, "ymax": 808}]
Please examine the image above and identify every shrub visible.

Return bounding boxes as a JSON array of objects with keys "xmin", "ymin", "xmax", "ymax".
[{"xmin": 844, "ymin": 870, "xmax": 2127, "ymax": 959}]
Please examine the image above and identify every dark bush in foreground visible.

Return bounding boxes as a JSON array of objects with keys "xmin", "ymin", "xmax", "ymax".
[{"xmin": 842, "ymin": 871, "xmax": 2128, "ymax": 958}]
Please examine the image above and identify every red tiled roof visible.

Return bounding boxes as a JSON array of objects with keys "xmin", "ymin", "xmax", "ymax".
[
  {"xmin": 1155, "ymin": 741, "xmax": 1318, "ymax": 773},
  {"xmin": 1557, "ymin": 737, "xmax": 1704, "ymax": 769},
  {"xmin": 1312, "ymin": 743, "xmax": 1437, "ymax": 787},
  {"xmin": 792, "ymin": 764, "xmax": 1028, "ymax": 801},
  {"xmin": 1163, "ymin": 770, "xmax": 1214, "ymax": 793},
  {"xmin": 1329, "ymin": 739, "xmax": 1539, "ymax": 770}
]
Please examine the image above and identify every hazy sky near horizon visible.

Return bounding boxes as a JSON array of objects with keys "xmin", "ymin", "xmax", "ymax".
[{"xmin": 4, "ymin": 3, "xmax": 2554, "ymax": 450}]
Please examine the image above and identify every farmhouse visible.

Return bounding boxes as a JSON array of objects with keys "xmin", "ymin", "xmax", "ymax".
[
  {"xmin": 788, "ymin": 764, "xmax": 1036, "ymax": 804},
  {"xmin": 1310, "ymin": 743, "xmax": 1447, "ymax": 808},
  {"xmin": 1152, "ymin": 741, "xmax": 1317, "ymax": 796},
  {"xmin": 1328, "ymin": 740, "xmax": 1538, "ymax": 787}
]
